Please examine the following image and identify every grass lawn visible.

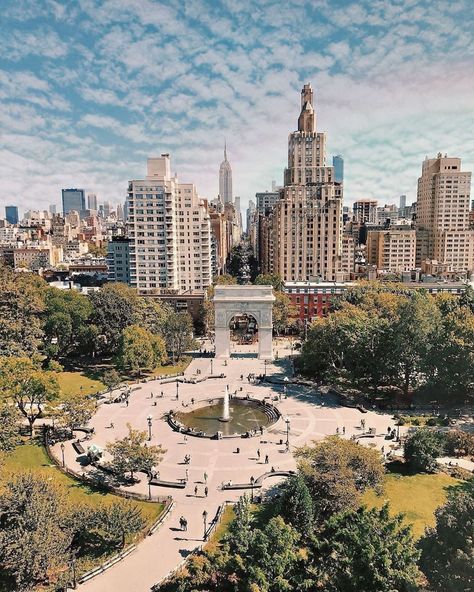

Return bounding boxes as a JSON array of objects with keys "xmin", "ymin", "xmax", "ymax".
[
  {"xmin": 146, "ymin": 357, "xmax": 191, "ymax": 379},
  {"xmin": 362, "ymin": 471, "xmax": 460, "ymax": 539},
  {"xmin": 204, "ymin": 505, "xmax": 235, "ymax": 554},
  {"xmin": 56, "ymin": 371, "xmax": 105, "ymax": 397}
]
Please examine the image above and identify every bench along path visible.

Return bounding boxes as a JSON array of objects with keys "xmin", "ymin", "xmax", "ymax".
[{"xmin": 68, "ymin": 352, "xmax": 396, "ymax": 592}]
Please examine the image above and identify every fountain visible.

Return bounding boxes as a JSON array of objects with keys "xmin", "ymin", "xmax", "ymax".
[{"xmin": 220, "ymin": 386, "xmax": 231, "ymax": 422}]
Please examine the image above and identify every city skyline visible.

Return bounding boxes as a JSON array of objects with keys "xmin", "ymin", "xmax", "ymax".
[{"xmin": 1, "ymin": 0, "xmax": 473, "ymax": 214}]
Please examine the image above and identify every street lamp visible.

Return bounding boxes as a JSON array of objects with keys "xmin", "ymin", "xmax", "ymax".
[
  {"xmin": 60, "ymin": 442, "xmax": 65, "ymax": 467},
  {"xmin": 147, "ymin": 415, "xmax": 153, "ymax": 441},
  {"xmin": 210, "ymin": 358, "xmax": 213, "ymax": 374},
  {"xmin": 264, "ymin": 359, "xmax": 268, "ymax": 377},
  {"xmin": 176, "ymin": 380, "xmax": 179, "ymax": 400},
  {"xmin": 202, "ymin": 510, "xmax": 208, "ymax": 541},
  {"xmin": 148, "ymin": 477, "xmax": 152, "ymax": 501},
  {"xmin": 250, "ymin": 475, "xmax": 255, "ymax": 502},
  {"xmin": 285, "ymin": 417, "xmax": 291, "ymax": 448}
]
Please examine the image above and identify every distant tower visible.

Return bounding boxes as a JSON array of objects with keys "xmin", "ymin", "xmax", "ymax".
[
  {"xmin": 219, "ymin": 142, "xmax": 233, "ymax": 204},
  {"xmin": 333, "ymin": 155, "xmax": 344, "ymax": 183},
  {"xmin": 399, "ymin": 194, "xmax": 406, "ymax": 209}
]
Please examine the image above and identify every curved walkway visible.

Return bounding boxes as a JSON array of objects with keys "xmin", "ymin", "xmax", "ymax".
[{"xmin": 51, "ymin": 351, "xmax": 399, "ymax": 592}]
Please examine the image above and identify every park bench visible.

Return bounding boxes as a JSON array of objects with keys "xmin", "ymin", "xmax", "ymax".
[{"xmin": 72, "ymin": 441, "xmax": 86, "ymax": 455}]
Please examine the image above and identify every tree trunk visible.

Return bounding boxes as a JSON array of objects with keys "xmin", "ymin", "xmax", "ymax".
[{"xmin": 28, "ymin": 417, "xmax": 35, "ymax": 438}]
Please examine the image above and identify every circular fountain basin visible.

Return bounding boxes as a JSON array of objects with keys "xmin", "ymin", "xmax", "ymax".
[{"xmin": 172, "ymin": 397, "xmax": 279, "ymax": 438}]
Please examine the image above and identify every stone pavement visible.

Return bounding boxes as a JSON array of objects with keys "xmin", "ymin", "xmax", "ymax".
[{"xmin": 52, "ymin": 346, "xmax": 400, "ymax": 592}]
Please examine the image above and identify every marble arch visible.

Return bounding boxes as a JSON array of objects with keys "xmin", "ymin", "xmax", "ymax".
[{"xmin": 213, "ymin": 285, "xmax": 275, "ymax": 360}]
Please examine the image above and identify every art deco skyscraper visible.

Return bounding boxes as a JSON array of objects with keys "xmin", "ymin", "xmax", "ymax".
[
  {"xmin": 219, "ymin": 143, "xmax": 233, "ymax": 203},
  {"xmin": 416, "ymin": 153, "xmax": 473, "ymax": 271},
  {"xmin": 270, "ymin": 83, "xmax": 343, "ymax": 281}
]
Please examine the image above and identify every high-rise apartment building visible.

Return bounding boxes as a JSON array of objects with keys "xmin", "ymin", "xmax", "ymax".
[
  {"xmin": 5, "ymin": 206, "xmax": 19, "ymax": 225},
  {"xmin": 246, "ymin": 200, "xmax": 256, "ymax": 234},
  {"xmin": 353, "ymin": 200, "xmax": 378, "ymax": 224},
  {"xmin": 87, "ymin": 193, "xmax": 98, "ymax": 211},
  {"xmin": 399, "ymin": 194, "xmax": 406, "ymax": 209},
  {"xmin": 62, "ymin": 189, "xmax": 86, "ymax": 216},
  {"xmin": 269, "ymin": 84, "xmax": 343, "ymax": 282},
  {"xmin": 333, "ymin": 155, "xmax": 344, "ymax": 183},
  {"xmin": 416, "ymin": 153, "xmax": 473, "ymax": 271},
  {"xmin": 255, "ymin": 191, "xmax": 280, "ymax": 214},
  {"xmin": 127, "ymin": 154, "xmax": 212, "ymax": 293},
  {"xmin": 107, "ymin": 236, "xmax": 131, "ymax": 283},
  {"xmin": 49, "ymin": 204, "xmax": 57, "ymax": 215},
  {"xmin": 367, "ymin": 227, "xmax": 416, "ymax": 272},
  {"xmin": 219, "ymin": 144, "xmax": 233, "ymax": 203}
]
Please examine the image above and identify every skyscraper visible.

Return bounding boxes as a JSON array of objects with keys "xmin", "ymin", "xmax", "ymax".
[
  {"xmin": 269, "ymin": 83, "xmax": 343, "ymax": 282},
  {"xmin": 333, "ymin": 155, "xmax": 344, "ymax": 183},
  {"xmin": 62, "ymin": 189, "xmax": 85, "ymax": 216},
  {"xmin": 219, "ymin": 143, "xmax": 233, "ymax": 203},
  {"xmin": 49, "ymin": 204, "xmax": 57, "ymax": 215},
  {"xmin": 416, "ymin": 153, "xmax": 473, "ymax": 271},
  {"xmin": 87, "ymin": 193, "xmax": 98, "ymax": 211},
  {"xmin": 5, "ymin": 205, "xmax": 19, "ymax": 224},
  {"xmin": 399, "ymin": 194, "xmax": 406, "ymax": 209}
]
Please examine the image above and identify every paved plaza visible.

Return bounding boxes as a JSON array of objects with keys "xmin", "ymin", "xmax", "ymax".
[{"xmin": 52, "ymin": 343, "xmax": 402, "ymax": 592}]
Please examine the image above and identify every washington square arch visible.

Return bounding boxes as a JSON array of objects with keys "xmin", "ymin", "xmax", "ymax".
[{"xmin": 213, "ymin": 285, "xmax": 275, "ymax": 360}]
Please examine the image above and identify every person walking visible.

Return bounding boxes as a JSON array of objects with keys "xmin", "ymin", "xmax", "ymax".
[
  {"xmin": 342, "ymin": 426, "xmax": 346, "ymax": 435},
  {"xmin": 257, "ymin": 448, "xmax": 260, "ymax": 460},
  {"xmin": 264, "ymin": 454, "xmax": 269, "ymax": 464},
  {"xmin": 194, "ymin": 485, "xmax": 198, "ymax": 497},
  {"xmin": 204, "ymin": 471, "xmax": 208, "ymax": 484},
  {"xmin": 183, "ymin": 517, "xmax": 188, "ymax": 531},
  {"xmin": 204, "ymin": 486, "xmax": 208, "ymax": 497}
]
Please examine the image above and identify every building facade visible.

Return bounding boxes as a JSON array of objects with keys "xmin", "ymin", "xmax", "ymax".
[
  {"xmin": 333, "ymin": 155, "xmax": 344, "ymax": 183},
  {"xmin": 62, "ymin": 189, "xmax": 86, "ymax": 216},
  {"xmin": 366, "ymin": 227, "xmax": 416, "ymax": 272},
  {"xmin": 107, "ymin": 236, "xmax": 131, "ymax": 283},
  {"xmin": 270, "ymin": 83, "xmax": 344, "ymax": 282},
  {"xmin": 353, "ymin": 200, "xmax": 378, "ymax": 224},
  {"xmin": 5, "ymin": 205, "xmax": 19, "ymax": 225},
  {"xmin": 416, "ymin": 153, "xmax": 473, "ymax": 272},
  {"xmin": 127, "ymin": 154, "xmax": 212, "ymax": 294}
]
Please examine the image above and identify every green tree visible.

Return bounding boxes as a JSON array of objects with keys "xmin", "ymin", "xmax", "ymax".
[
  {"xmin": 89, "ymin": 283, "xmax": 138, "ymax": 356},
  {"xmin": 255, "ymin": 273, "xmax": 284, "ymax": 292},
  {"xmin": 161, "ymin": 312, "xmax": 194, "ymax": 363},
  {"xmin": 102, "ymin": 368, "xmax": 121, "ymax": 391},
  {"xmin": 225, "ymin": 494, "xmax": 254, "ymax": 555},
  {"xmin": 273, "ymin": 291, "xmax": 295, "ymax": 336},
  {"xmin": 296, "ymin": 436, "xmax": 384, "ymax": 521},
  {"xmin": 445, "ymin": 429, "xmax": 474, "ymax": 457},
  {"xmin": 98, "ymin": 500, "xmax": 145, "ymax": 548},
  {"xmin": 404, "ymin": 428, "xmax": 446, "ymax": 473},
  {"xmin": 118, "ymin": 325, "xmax": 156, "ymax": 376},
  {"xmin": 134, "ymin": 297, "xmax": 171, "ymax": 335},
  {"xmin": 43, "ymin": 288, "xmax": 93, "ymax": 359},
  {"xmin": 419, "ymin": 480, "xmax": 474, "ymax": 591},
  {"xmin": 277, "ymin": 474, "xmax": 313, "ymax": 535},
  {"xmin": 0, "ymin": 473, "xmax": 73, "ymax": 591},
  {"xmin": 0, "ymin": 266, "xmax": 46, "ymax": 357},
  {"xmin": 0, "ymin": 357, "xmax": 60, "ymax": 436},
  {"xmin": 314, "ymin": 504, "xmax": 421, "ymax": 592},
  {"xmin": 55, "ymin": 391, "xmax": 96, "ymax": 432},
  {"xmin": 106, "ymin": 424, "xmax": 165, "ymax": 480},
  {"xmin": 0, "ymin": 403, "xmax": 21, "ymax": 452}
]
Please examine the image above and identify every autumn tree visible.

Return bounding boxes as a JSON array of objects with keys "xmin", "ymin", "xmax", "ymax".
[
  {"xmin": 0, "ymin": 357, "xmax": 60, "ymax": 436},
  {"xmin": 118, "ymin": 325, "xmax": 157, "ymax": 376},
  {"xmin": 98, "ymin": 500, "xmax": 145, "ymax": 548},
  {"xmin": 161, "ymin": 312, "xmax": 194, "ymax": 363},
  {"xmin": 55, "ymin": 391, "xmax": 96, "ymax": 432},
  {"xmin": 0, "ymin": 403, "xmax": 21, "ymax": 452}
]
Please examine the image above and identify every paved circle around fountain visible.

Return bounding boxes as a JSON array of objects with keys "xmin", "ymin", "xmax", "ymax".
[{"xmin": 175, "ymin": 398, "xmax": 275, "ymax": 437}]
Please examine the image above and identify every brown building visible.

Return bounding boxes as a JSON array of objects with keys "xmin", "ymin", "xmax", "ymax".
[{"xmin": 366, "ymin": 227, "xmax": 416, "ymax": 272}]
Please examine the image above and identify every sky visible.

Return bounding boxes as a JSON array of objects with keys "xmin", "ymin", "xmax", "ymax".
[{"xmin": 1, "ymin": 0, "xmax": 473, "ymax": 217}]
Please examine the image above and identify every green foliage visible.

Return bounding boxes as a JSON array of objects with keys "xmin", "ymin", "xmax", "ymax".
[
  {"xmin": 106, "ymin": 423, "xmax": 165, "ymax": 480},
  {"xmin": 55, "ymin": 391, "xmax": 96, "ymax": 431},
  {"xmin": 276, "ymin": 474, "xmax": 313, "ymax": 534},
  {"xmin": 0, "ymin": 403, "xmax": 21, "ymax": 452},
  {"xmin": 97, "ymin": 500, "xmax": 145, "ymax": 548},
  {"xmin": 404, "ymin": 428, "xmax": 446, "ymax": 473},
  {"xmin": 315, "ymin": 504, "xmax": 421, "ymax": 591},
  {"xmin": 102, "ymin": 369, "xmax": 121, "ymax": 391},
  {"xmin": 0, "ymin": 473, "xmax": 73, "ymax": 591},
  {"xmin": 0, "ymin": 266, "xmax": 46, "ymax": 357},
  {"xmin": 296, "ymin": 436, "xmax": 385, "ymax": 521},
  {"xmin": 255, "ymin": 273, "xmax": 284, "ymax": 291},
  {"xmin": 161, "ymin": 312, "xmax": 194, "ymax": 363},
  {"xmin": 419, "ymin": 480, "xmax": 474, "ymax": 591},
  {"xmin": 0, "ymin": 357, "xmax": 60, "ymax": 436},
  {"xmin": 299, "ymin": 283, "xmax": 474, "ymax": 403},
  {"xmin": 118, "ymin": 325, "xmax": 156, "ymax": 375},
  {"xmin": 445, "ymin": 429, "xmax": 474, "ymax": 457}
]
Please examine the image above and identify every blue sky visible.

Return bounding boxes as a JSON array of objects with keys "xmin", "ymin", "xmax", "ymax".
[{"xmin": 1, "ymin": 0, "xmax": 473, "ymax": 215}]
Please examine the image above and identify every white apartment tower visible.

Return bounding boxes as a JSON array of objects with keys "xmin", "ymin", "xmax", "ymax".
[
  {"xmin": 416, "ymin": 153, "xmax": 473, "ymax": 271},
  {"xmin": 127, "ymin": 154, "xmax": 212, "ymax": 293},
  {"xmin": 219, "ymin": 143, "xmax": 233, "ymax": 204},
  {"xmin": 270, "ymin": 84, "xmax": 343, "ymax": 281}
]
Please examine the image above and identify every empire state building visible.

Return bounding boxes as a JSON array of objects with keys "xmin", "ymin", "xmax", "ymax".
[{"xmin": 219, "ymin": 143, "xmax": 233, "ymax": 203}]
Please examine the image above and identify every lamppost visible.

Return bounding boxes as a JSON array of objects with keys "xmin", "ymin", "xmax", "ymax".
[
  {"xmin": 176, "ymin": 380, "xmax": 179, "ymax": 400},
  {"xmin": 202, "ymin": 510, "xmax": 208, "ymax": 541},
  {"xmin": 264, "ymin": 359, "xmax": 268, "ymax": 377},
  {"xmin": 147, "ymin": 415, "xmax": 153, "ymax": 441},
  {"xmin": 60, "ymin": 442, "xmax": 65, "ymax": 468},
  {"xmin": 250, "ymin": 475, "xmax": 255, "ymax": 502},
  {"xmin": 285, "ymin": 417, "xmax": 291, "ymax": 448},
  {"xmin": 210, "ymin": 358, "xmax": 213, "ymax": 374},
  {"xmin": 148, "ymin": 477, "xmax": 152, "ymax": 501}
]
